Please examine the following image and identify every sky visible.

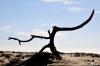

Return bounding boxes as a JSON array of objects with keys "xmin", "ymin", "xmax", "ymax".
[{"xmin": 0, "ymin": 0, "xmax": 100, "ymax": 54}]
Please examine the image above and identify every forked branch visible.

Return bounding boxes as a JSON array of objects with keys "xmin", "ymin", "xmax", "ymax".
[{"xmin": 8, "ymin": 35, "xmax": 49, "ymax": 45}]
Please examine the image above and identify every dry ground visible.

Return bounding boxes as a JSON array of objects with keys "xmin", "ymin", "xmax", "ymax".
[{"xmin": 0, "ymin": 51, "xmax": 100, "ymax": 66}]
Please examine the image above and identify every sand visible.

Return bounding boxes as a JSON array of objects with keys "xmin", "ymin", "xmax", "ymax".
[{"xmin": 0, "ymin": 51, "xmax": 100, "ymax": 66}]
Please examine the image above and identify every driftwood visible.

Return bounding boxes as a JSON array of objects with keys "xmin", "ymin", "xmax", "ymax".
[{"xmin": 8, "ymin": 9, "xmax": 94, "ymax": 60}]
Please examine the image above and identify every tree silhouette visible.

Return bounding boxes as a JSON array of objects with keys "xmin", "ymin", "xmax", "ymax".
[{"xmin": 8, "ymin": 9, "xmax": 94, "ymax": 60}]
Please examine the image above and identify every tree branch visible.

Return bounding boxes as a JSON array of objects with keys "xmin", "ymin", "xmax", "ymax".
[
  {"xmin": 8, "ymin": 35, "xmax": 49, "ymax": 45},
  {"xmin": 55, "ymin": 9, "xmax": 95, "ymax": 31},
  {"xmin": 8, "ymin": 37, "xmax": 22, "ymax": 45},
  {"xmin": 8, "ymin": 36, "xmax": 34, "ymax": 45},
  {"xmin": 48, "ymin": 30, "xmax": 51, "ymax": 36},
  {"xmin": 30, "ymin": 35, "xmax": 49, "ymax": 39}
]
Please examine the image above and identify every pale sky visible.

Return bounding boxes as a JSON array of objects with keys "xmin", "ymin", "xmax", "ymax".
[{"xmin": 0, "ymin": 0, "xmax": 100, "ymax": 54}]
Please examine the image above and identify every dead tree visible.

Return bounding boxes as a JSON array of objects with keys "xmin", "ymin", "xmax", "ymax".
[{"xmin": 8, "ymin": 9, "xmax": 94, "ymax": 60}]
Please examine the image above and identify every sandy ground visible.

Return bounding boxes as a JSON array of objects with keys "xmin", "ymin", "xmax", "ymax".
[
  {"xmin": 49, "ymin": 53, "xmax": 100, "ymax": 66},
  {"xmin": 0, "ymin": 51, "xmax": 100, "ymax": 66}
]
